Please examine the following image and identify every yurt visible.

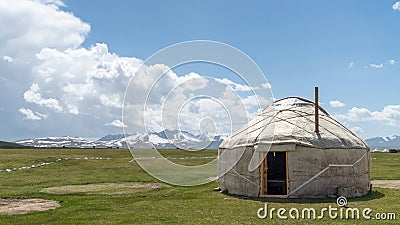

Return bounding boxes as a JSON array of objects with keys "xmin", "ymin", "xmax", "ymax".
[{"xmin": 218, "ymin": 90, "xmax": 370, "ymax": 198}]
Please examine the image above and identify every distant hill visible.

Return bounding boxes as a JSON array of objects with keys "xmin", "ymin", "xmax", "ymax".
[
  {"xmin": 0, "ymin": 141, "xmax": 24, "ymax": 148},
  {"xmin": 365, "ymin": 135, "xmax": 400, "ymax": 150}
]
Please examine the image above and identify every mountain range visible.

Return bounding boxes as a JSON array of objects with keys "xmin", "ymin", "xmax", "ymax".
[
  {"xmin": 13, "ymin": 132, "xmax": 400, "ymax": 150},
  {"xmin": 15, "ymin": 130, "xmax": 227, "ymax": 150},
  {"xmin": 364, "ymin": 135, "xmax": 400, "ymax": 150}
]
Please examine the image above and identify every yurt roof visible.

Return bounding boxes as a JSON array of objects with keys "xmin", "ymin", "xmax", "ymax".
[{"xmin": 219, "ymin": 97, "xmax": 369, "ymax": 150}]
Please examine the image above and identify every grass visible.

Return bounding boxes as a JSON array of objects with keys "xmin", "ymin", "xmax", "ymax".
[
  {"xmin": 370, "ymin": 152, "xmax": 400, "ymax": 180},
  {"xmin": 0, "ymin": 149, "xmax": 398, "ymax": 224},
  {"xmin": 40, "ymin": 182, "xmax": 170, "ymax": 195}
]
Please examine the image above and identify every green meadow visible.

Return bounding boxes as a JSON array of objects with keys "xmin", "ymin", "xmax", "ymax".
[{"xmin": 0, "ymin": 149, "xmax": 399, "ymax": 224}]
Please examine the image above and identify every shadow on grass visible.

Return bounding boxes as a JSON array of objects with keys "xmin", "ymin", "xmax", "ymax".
[{"xmin": 222, "ymin": 190, "xmax": 385, "ymax": 204}]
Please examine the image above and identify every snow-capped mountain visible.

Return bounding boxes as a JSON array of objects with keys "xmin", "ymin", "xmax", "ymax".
[
  {"xmin": 16, "ymin": 136, "xmax": 100, "ymax": 148},
  {"xmin": 15, "ymin": 133, "xmax": 400, "ymax": 150},
  {"xmin": 97, "ymin": 134, "xmax": 125, "ymax": 142},
  {"xmin": 15, "ymin": 130, "xmax": 227, "ymax": 149},
  {"xmin": 365, "ymin": 135, "xmax": 400, "ymax": 150},
  {"xmin": 110, "ymin": 130, "xmax": 226, "ymax": 149}
]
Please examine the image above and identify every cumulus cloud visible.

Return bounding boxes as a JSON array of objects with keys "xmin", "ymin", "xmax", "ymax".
[
  {"xmin": 241, "ymin": 95, "xmax": 269, "ymax": 112},
  {"xmin": 121, "ymin": 59, "xmax": 273, "ymax": 136},
  {"xmin": 0, "ymin": 0, "xmax": 95, "ymax": 139},
  {"xmin": 18, "ymin": 108, "xmax": 47, "ymax": 120},
  {"xmin": 335, "ymin": 105, "xmax": 400, "ymax": 126},
  {"xmin": 0, "ymin": 0, "xmax": 273, "ymax": 140},
  {"xmin": 350, "ymin": 127, "xmax": 364, "ymax": 136},
  {"xmin": 105, "ymin": 120, "xmax": 127, "ymax": 128},
  {"xmin": 393, "ymin": 1, "xmax": 400, "ymax": 11},
  {"xmin": 30, "ymin": 38, "xmax": 268, "ymax": 136},
  {"xmin": 330, "ymin": 100, "xmax": 345, "ymax": 108},
  {"xmin": 370, "ymin": 63, "xmax": 383, "ymax": 68},
  {"xmin": 24, "ymin": 37, "xmax": 264, "ymax": 137},
  {"xmin": 23, "ymin": 83, "xmax": 62, "ymax": 112},
  {"xmin": 214, "ymin": 78, "xmax": 253, "ymax": 92},
  {"xmin": 0, "ymin": 0, "xmax": 90, "ymax": 59},
  {"xmin": 99, "ymin": 94, "xmax": 123, "ymax": 109},
  {"xmin": 32, "ymin": 43, "xmax": 142, "ymax": 114},
  {"xmin": 3, "ymin": 55, "xmax": 13, "ymax": 63},
  {"xmin": 212, "ymin": 78, "xmax": 271, "ymax": 92}
]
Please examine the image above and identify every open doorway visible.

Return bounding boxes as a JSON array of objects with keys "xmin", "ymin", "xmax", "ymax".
[{"xmin": 260, "ymin": 151, "xmax": 287, "ymax": 196}]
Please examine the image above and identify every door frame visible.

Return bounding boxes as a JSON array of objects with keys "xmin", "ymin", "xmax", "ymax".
[{"xmin": 259, "ymin": 151, "xmax": 289, "ymax": 198}]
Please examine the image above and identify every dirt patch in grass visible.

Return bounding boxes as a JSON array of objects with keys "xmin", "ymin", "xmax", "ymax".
[
  {"xmin": 40, "ymin": 182, "xmax": 170, "ymax": 195},
  {"xmin": 371, "ymin": 180, "xmax": 400, "ymax": 189},
  {"xmin": 0, "ymin": 198, "xmax": 60, "ymax": 215}
]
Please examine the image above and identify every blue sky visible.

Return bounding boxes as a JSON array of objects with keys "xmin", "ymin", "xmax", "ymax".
[
  {"xmin": 66, "ymin": 0, "xmax": 399, "ymax": 101},
  {"xmin": 65, "ymin": 0, "xmax": 399, "ymax": 101},
  {"xmin": 0, "ymin": 0, "xmax": 399, "ymax": 141}
]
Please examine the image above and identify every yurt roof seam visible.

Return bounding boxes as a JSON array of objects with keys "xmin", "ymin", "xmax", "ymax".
[
  {"xmin": 272, "ymin": 96, "xmax": 330, "ymax": 115},
  {"xmin": 281, "ymin": 109, "xmax": 352, "ymax": 148},
  {"xmin": 324, "ymin": 113, "xmax": 370, "ymax": 150},
  {"xmin": 220, "ymin": 140, "xmax": 370, "ymax": 150},
  {"xmin": 253, "ymin": 112, "xmax": 280, "ymax": 145},
  {"xmin": 275, "ymin": 107, "xmax": 366, "ymax": 149},
  {"xmin": 229, "ymin": 115, "xmax": 272, "ymax": 139},
  {"xmin": 232, "ymin": 106, "xmax": 329, "ymax": 141},
  {"xmin": 220, "ymin": 97, "xmax": 369, "ymax": 150}
]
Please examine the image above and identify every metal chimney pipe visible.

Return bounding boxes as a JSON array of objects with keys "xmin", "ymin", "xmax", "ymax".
[{"xmin": 315, "ymin": 86, "xmax": 319, "ymax": 133}]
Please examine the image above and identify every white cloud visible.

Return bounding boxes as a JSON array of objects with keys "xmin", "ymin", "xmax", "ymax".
[
  {"xmin": 350, "ymin": 126, "xmax": 364, "ymax": 136},
  {"xmin": 330, "ymin": 100, "xmax": 346, "ymax": 108},
  {"xmin": 177, "ymin": 72, "xmax": 209, "ymax": 91},
  {"xmin": 0, "ymin": 0, "xmax": 273, "ymax": 140},
  {"xmin": 124, "ymin": 69, "xmax": 272, "ymax": 135},
  {"xmin": 393, "ymin": 1, "xmax": 400, "ymax": 11},
  {"xmin": 99, "ymin": 94, "xmax": 123, "ymax": 108},
  {"xmin": 66, "ymin": 104, "xmax": 79, "ymax": 115},
  {"xmin": 389, "ymin": 59, "xmax": 396, "ymax": 65},
  {"xmin": 241, "ymin": 95, "xmax": 269, "ymax": 111},
  {"xmin": 105, "ymin": 120, "xmax": 127, "ymax": 128},
  {"xmin": 335, "ymin": 105, "xmax": 400, "ymax": 126},
  {"xmin": 0, "ymin": 0, "xmax": 90, "ymax": 59},
  {"xmin": 212, "ymin": 78, "xmax": 273, "ymax": 92},
  {"xmin": 3, "ymin": 55, "xmax": 14, "ymax": 63},
  {"xmin": 32, "ymin": 43, "xmax": 142, "ymax": 114},
  {"xmin": 23, "ymin": 83, "xmax": 62, "ymax": 111},
  {"xmin": 33, "ymin": 0, "xmax": 65, "ymax": 7},
  {"xmin": 261, "ymin": 82, "xmax": 272, "ymax": 89},
  {"xmin": 348, "ymin": 62, "xmax": 354, "ymax": 69},
  {"xmin": 370, "ymin": 63, "xmax": 383, "ymax": 68},
  {"xmin": 37, "ymin": 68, "xmax": 55, "ymax": 83},
  {"xmin": 214, "ymin": 78, "xmax": 253, "ymax": 92},
  {"xmin": 18, "ymin": 107, "xmax": 47, "ymax": 120},
  {"xmin": 28, "ymin": 41, "xmax": 265, "ymax": 135}
]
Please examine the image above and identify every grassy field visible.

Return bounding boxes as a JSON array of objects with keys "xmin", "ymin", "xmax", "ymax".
[{"xmin": 0, "ymin": 149, "xmax": 399, "ymax": 224}]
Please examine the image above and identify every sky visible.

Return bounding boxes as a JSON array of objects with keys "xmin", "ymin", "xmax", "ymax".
[{"xmin": 0, "ymin": 0, "xmax": 399, "ymax": 141}]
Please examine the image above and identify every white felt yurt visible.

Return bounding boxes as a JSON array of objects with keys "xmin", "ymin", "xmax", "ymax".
[{"xmin": 218, "ymin": 95, "xmax": 370, "ymax": 198}]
